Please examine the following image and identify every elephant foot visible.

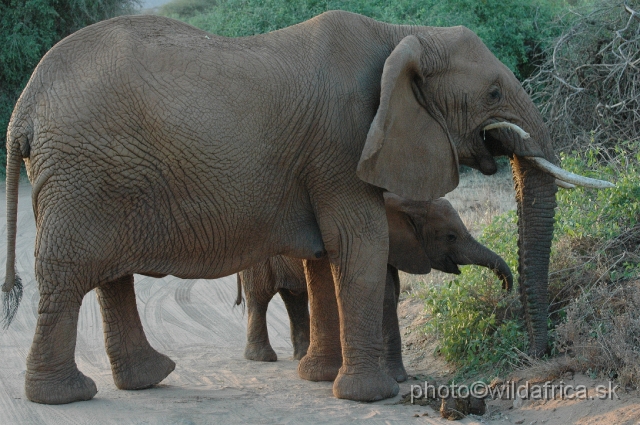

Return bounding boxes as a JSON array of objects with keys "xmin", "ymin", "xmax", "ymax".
[
  {"xmin": 25, "ymin": 368, "xmax": 97, "ymax": 404},
  {"xmin": 333, "ymin": 367, "xmax": 399, "ymax": 401},
  {"xmin": 297, "ymin": 354, "xmax": 341, "ymax": 381},
  {"xmin": 385, "ymin": 361, "xmax": 408, "ymax": 383},
  {"xmin": 111, "ymin": 347, "xmax": 175, "ymax": 390},
  {"xmin": 244, "ymin": 343, "xmax": 278, "ymax": 362}
]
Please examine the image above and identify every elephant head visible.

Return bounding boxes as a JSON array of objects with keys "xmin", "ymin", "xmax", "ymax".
[
  {"xmin": 384, "ymin": 193, "xmax": 513, "ymax": 291},
  {"xmin": 357, "ymin": 28, "xmax": 612, "ymax": 356}
]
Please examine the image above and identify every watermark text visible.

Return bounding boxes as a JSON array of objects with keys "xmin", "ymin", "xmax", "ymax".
[{"xmin": 409, "ymin": 380, "xmax": 619, "ymax": 404}]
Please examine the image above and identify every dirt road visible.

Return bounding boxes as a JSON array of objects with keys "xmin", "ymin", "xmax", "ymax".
[{"xmin": 0, "ymin": 183, "xmax": 465, "ymax": 424}]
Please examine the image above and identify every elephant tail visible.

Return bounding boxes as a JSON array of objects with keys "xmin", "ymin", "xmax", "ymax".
[
  {"xmin": 2, "ymin": 129, "xmax": 26, "ymax": 329},
  {"xmin": 235, "ymin": 273, "xmax": 245, "ymax": 313}
]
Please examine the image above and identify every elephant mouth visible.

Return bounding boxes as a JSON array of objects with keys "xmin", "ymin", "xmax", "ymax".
[
  {"xmin": 445, "ymin": 257, "xmax": 462, "ymax": 275},
  {"xmin": 456, "ymin": 132, "xmax": 499, "ymax": 175},
  {"xmin": 479, "ymin": 127, "xmax": 511, "ymax": 157},
  {"xmin": 478, "ymin": 120, "xmax": 615, "ymax": 189}
]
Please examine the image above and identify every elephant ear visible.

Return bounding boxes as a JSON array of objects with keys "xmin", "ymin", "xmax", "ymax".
[
  {"xmin": 385, "ymin": 193, "xmax": 432, "ymax": 274},
  {"xmin": 357, "ymin": 35, "xmax": 459, "ymax": 201}
]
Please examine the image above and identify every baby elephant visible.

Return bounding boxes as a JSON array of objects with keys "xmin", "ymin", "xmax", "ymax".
[{"xmin": 237, "ymin": 195, "xmax": 512, "ymax": 381}]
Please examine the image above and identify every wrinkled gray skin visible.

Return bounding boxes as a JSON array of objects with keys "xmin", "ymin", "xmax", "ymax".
[
  {"xmin": 5, "ymin": 12, "xmax": 562, "ymax": 404},
  {"xmin": 238, "ymin": 197, "xmax": 512, "ymax": 383}
]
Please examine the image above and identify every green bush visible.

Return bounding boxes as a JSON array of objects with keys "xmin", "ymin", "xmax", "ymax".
[
  {"xmin": 555, "ymin": 143, "xmax": 640, "ymax": 242},
  {"xmin": 0, "ymin": 0, "xmax": 140, "ymax": 177},
  {"xmin": 161, "ymin": 0, "xmax": 567, "ymax": 79},
  {"xmin": 424, "ymin": 271, "xmax": 526, "ymax": 378}
]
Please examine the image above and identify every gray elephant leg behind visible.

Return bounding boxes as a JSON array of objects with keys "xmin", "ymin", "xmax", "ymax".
[
  {"xmin": 382, "ymin": 266, "xmax": 407, "ymax": 382},
  {"xmin": 274, "ymin": 257, "xmax": 311, "ymax": 359},
  {"xmin": 278, "ymin": 288, "xmax": 310, "ymax": 360},
  {"xmin": 241, "ymin": 257, "xmax": 310, "ymax": 361},
  {"xmin": 96, "ymin": 275, "xmax": 175, "ymax": 389},
  {"xmin": 240, "ymin": 263, "xmax": 279, "ymax": 362}
]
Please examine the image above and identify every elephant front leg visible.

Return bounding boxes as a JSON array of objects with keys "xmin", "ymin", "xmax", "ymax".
[
  {"xmin": 331, "ymin": 253, "xmax": 399, "ymax": 401},
  {"xmin": 279, "ymin": 288, "xmax": 310, "ymax": 360},
  {"xmin": 382, "ymin": 266, "xmax": 407, "ymax": 382},
  {"xmin": 25, "ymin": 284, "xmax": 97, "ymax": 404},
  {"xmin": 96, "ymin": 275, "xmax": 175, "ymax": 390},
  {"xmin": 297, "ymin": 258, "xmax": 342, "ymax": 381}
]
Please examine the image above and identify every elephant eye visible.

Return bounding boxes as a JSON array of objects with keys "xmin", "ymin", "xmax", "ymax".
[
  {"xmin": 447, "ymin": 233, "xmax": 457, "ymax": 243},
  {"xmin": 489, "ymin": 88, "xmax": 501, "ymax": 101}
]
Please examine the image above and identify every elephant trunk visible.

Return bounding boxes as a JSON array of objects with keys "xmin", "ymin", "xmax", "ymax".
[
  {"xmin": 459, "ymin": 240, "xmax": 514, "ymax": 291},
  {"xmin": 511, "ymin": 155, "xmax": 557, "ymax": 357}
]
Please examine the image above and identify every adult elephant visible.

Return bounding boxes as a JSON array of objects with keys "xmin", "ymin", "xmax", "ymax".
[
  {"xmin": 4, "ymin": 11, "xmax": 610, "ymax": 404},
  {"xmin": 238, "ymin": 196, "xmax": 513, "ymax": 383}
]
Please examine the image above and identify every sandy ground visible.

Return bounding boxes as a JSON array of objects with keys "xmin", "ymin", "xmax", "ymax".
[{"xmin": 1, "ymin": 182, "xmax": 639, "ymax": 424}]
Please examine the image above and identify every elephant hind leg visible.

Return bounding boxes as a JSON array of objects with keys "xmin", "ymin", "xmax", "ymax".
[
  {"xmin": 25, "ymin": 282, "xmax": 97, "ymax": 404},
  {"xmin": 96, "ymin": 275, "xmax": 175, "ymax": 390},
  {"xmin": 244, "ymin": 285, "xmax": 278, "ymax": 362}
]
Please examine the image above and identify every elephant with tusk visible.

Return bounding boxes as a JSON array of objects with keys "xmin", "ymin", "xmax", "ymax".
[
  {"xmin": 237, "ymin": 196, "xmax": 513, "ymax": 383},
  {"xmin": 4, "ymin": 11, "xmax": 613, "ymax": 404}
]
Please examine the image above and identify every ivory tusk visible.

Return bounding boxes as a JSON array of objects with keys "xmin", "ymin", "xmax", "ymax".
[
  {"xmin": 525, "ymin": 157, "xmax": 615, "ymax": 189},
  {"xmin": 555, "ymin": 179, "xmax": 576, "ymax": 189},
  {"xmin": 483, "ymin": 122, "xmax": 530, "ymax": 139}
]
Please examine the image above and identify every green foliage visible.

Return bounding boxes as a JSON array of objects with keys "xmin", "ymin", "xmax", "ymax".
[
  {"xmin": 424, "ymin": 273, "xmax": 527, "ymax": 378},
  {"xmin": 160, "ymin": 0, "xmax": 214, "ymax": 17},
  {"xmin": 549, "ymin": 142, "xmax": 640, "ymax": 294},
  {"xmin": 0, "ymin": 0, "xmax": 140, "ymax": 177},
  {"xmin": 555, "ymin": 142, "xmax": 640, "ymax": 242},
  {"xmin": 160, "ymin": 0, "xmax": 567, "ymax": 79}
]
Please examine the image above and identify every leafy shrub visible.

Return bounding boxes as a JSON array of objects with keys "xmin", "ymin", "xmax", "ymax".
[
  {"xmin": 424, "ymin": 272, "xmax": 526, "ymax": 378},
  {"xmin": 0, "ymin": 0, "xmax": 141, "ymax": 177},
  {"xmin": 548, "ymin": 143, "xmax": 640, "ymax": 319},
  {"xmin": 159, "ymin": 0, "xmax": 214, "ymax": 18},
  {"xmin": 160, "ymin": 0, "xmax": 567, "ymax": 79}
]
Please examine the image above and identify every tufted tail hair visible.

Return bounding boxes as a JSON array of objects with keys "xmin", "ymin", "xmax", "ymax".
[
  {"xmin": 3, "ymin": 128, "xmax": 26, "ymax": 329},
  {"xmin": 2, "ymin": 273, "xmax": 22, "ymax": 329}
]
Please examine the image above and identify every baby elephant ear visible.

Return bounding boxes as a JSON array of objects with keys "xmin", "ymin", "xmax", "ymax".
[
  {"xmin": 385, "ymin": 193, "xmax": 432, "ymax": 274},
  {"xmin": 357, "ymin": 35, "xmax": 459, "ymax": 201}
]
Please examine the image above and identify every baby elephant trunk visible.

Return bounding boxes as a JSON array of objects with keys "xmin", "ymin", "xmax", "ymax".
[{"xmin": 461, "ymin": 240, "xmax": 513, "ymax": 291}]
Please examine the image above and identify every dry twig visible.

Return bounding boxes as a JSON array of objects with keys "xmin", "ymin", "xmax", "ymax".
[{"xmin": 525, "ymin": 1, "xmax": 640, "ymax": 153}]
